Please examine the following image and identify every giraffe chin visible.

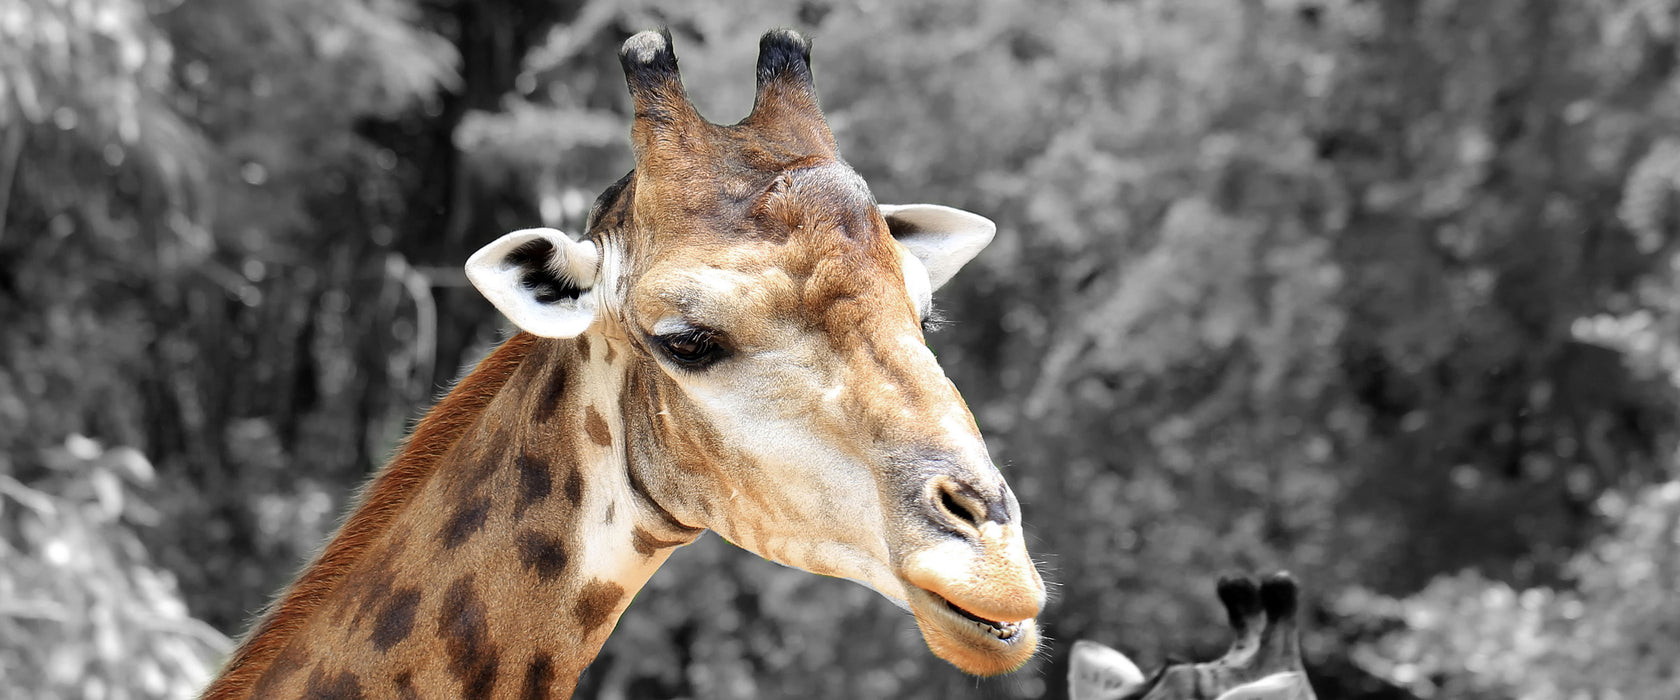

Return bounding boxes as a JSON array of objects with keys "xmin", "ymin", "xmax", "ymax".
[{"xmin": 906, "ymin": 586, "xmax": 1040, "ymax": 677}]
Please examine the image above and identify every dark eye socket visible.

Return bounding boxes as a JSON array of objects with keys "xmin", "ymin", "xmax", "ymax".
[{"xmin": 655, "ymin": 328, "xmax": 729, "ymax": 370}]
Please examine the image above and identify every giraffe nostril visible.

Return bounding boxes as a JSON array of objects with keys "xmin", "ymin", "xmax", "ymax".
[
  {"xmin": 931, "ymin": 479, "xmax": 986, "ymax": 532},
  {"xmin": 941, "ymin": 488, "xmax": 978, "ymax": 526}
]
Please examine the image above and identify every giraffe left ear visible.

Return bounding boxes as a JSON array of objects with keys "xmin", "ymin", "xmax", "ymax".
[
  {"xmin": 466, "ymin": 228, "xmax": 601, "ymax": 338},
  {"xmin": 880, "ymin": 204, "xmax": 995, "ymax": 292},
  {"xmin": 1068, "ymin": 640, "xmax": 1146, "ymax": 700}
]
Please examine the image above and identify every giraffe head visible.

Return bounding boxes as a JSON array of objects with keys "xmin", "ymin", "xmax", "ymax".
[
  {"xmin": 1068, "ymin": 573, "xmax": 1318, "ymax": 700},
  {"xmin": 466, "ymin": 29, "xmax": 1044, "ymax": 675}
]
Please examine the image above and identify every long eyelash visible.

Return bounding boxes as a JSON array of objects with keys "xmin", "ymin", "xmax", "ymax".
[
  {"xmin": 669, "ymin": 328, "xmax": 714, "ymax": 347},
  {"xmin": 920, "ymin": 305, "xmax": 949, "ymax": 333}
]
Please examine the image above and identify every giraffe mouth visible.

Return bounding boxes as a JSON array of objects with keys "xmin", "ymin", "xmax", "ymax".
[
  {"xmin": 902, "ymin": 584, "xmax": 1038, "ymax": 676},
  {"xmin": 937, "ymin": 594, "xmax": 1024, "ymax": 641}
]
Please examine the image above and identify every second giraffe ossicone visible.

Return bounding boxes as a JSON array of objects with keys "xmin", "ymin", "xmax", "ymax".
[
  {"xmin": 1069, "ymin": 573, "xmax": 1318, "ymax": 700},
  {"xmin": 201, "ymin": 27, "xmax": 1046, "ymax": 699}
]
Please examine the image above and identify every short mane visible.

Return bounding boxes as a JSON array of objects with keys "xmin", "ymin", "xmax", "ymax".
[{"xmin": 201, "ymin": 332, "xmax": 538, "ymax": 699}]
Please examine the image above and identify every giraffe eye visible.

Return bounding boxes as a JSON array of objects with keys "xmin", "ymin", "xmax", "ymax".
[{"xmin": 655, "ymin": 328, "xmax": 729, "ymax": 369}]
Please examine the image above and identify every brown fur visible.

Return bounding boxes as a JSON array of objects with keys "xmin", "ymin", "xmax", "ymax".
[{"xmin": 202, "ymin": 333, "xmax": 537, "ymax": 700}]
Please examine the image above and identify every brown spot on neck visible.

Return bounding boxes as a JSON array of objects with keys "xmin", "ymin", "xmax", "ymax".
[
  {"xmin": 530, "ymin": 343, "xmax": 570, "ymax": 426},
  {"xmin": 440, "ymin": 495, "xmax": 493, "ymax": 548},
  {"xmin": 584, "ymin": 405, "xmax": 613, "ymax": 446},
  {"xmin": 513, "ymin": 449, "xmax": 552, "ymax": 519},
  {"xmin": 563, "ymin": 466, "xmax": 585, "ymax": 507},
  {"xmin": 369, "ymin": 587, "xmax": 421, "ymax": 652},
  {"xmin": 572, "ymin": 579, "xmax": 625, "ymax": 638},
  {"xmin": 392, "ymin": 671, "xmax": 419, "ymax": 700},
  {"xmin": 202, "ymin": 334, "xmax": 537, "ymax": 700},
  {"xmin": 439, "ymin": 574, "xmax": 500, "ymax": 699},
  {"xmin": 521, "ymin": 652, "xmax": 558, "ymax": 700},
  {"xmin": 304, "ymin": 665, "xmax": 364, "ymax": 700},
  {"xmin": 516, "ymin": 530, "xmax": 570, "ymax": 581},
  {"xmin": 631, "ymin": 525, "xmax": 688, "ymax": 557}
]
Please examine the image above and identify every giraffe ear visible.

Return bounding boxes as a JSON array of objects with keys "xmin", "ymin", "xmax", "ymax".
[
  {"xmin": 881, "ymin": 204, "xmax": 995, "ymax": 292},
  {"xmin": 1211, "ymin": 672, "xmax": 1312, "ymax": 700},
  {"xmin": 466, "ymin": 228, "xmax": 601, "ymax": 338},
  {"xmin": 1069, "ymin": 640, "xmax": 1146, "ymax": 700}
]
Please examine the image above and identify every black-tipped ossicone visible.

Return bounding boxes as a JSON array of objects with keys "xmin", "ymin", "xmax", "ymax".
[
  {"xmin": 1215, "ymin": 574, "xmax": 1262, "ymax": 629},
  {"xmin": 756, "ymin": 28, "xmax": 814, "ymax": 87},
  {"xmin": 1258, "ymin": 571, "xmax": 1299, "ymax": 619},
  {"xmin": 620, "ymin": 28, "xmax": 679, "ymax": 80},
  {"xmin": 620, "ymin": 28, "xmax": 698, "ymax": 128}
]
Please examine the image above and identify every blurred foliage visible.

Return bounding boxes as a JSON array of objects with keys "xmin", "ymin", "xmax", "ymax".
[
  {"xmin": 5, "ymin": 0, "xmax": 1680, "ymax": 699},
  {"xmin": 1345, "ymin": 479, "xmax": 1680, "ymax": 700},
  {"xmin": 0, "ymin": 434, "xmax": 227, "ymax": 699}
]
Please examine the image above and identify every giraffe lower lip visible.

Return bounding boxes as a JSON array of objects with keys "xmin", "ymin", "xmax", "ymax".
[{"xmin": 904, "ymin": 586, "xmax": 1040, "ymax": 676}]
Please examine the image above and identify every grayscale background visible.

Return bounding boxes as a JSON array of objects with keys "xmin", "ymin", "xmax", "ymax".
[{"xmin": 3, "ymin": 1, "xmax": 1677, "ymax": 698}]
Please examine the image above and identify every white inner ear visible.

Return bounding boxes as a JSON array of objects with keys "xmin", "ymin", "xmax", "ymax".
[
  {"xmin": 880, "ymin": 203, "xmax": 996, "ymax": 292},
  {"xmin": 898, "ymin": 246, "xmax": 934, "ymax": 319},
  {"xmin": 1068, "ymin": 640, "xmax": 1146, "ymax": 700},
  {"xmin": 465, "ymin": 227, "xmax": 600, "ymax": 338}
]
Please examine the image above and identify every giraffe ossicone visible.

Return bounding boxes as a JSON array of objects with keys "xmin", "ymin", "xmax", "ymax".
[{"xmin": 204, "ymin": 27, "xmax": 1043, "ymax": 699}]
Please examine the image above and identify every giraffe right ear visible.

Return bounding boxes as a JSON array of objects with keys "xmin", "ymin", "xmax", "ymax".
[
  {"xmin": 1069, "ymin": 640, "xmax": 1146, "ymax": 700},
  {"xmin": 466, "ymin": 228, "xmax": 601, "ymax": 338},
  {"xmin": 880, "ymin": 203, "xmax": 995, "ymax": 292}
]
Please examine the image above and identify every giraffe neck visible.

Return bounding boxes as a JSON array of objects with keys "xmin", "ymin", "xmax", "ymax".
[{"xmin": 204, "ymin": 331, "xmax": 700, "ymax": 699}]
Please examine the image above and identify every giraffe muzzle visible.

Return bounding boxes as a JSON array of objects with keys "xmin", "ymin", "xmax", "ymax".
[{"xmin": 897, "ymin": 516, "xmax": 1046, "ymax": 676}]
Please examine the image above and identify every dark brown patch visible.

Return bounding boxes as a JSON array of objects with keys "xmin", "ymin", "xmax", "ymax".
[
  {"xmin": 517, "ymin": 530, "xmax": 570, "ymax": 581},
  {"xmin": 604, "ymin": 341, "xmax": 618, "ymax": 363},
  {"xmin": 575, "ymin": 334, "xmax": 591, "ymax": 360},
  {"xmin": 563, "ymin": 465, "xmax": 585, "ymax": 507},
  {"xmin": 201, "ymin": 335, "xmax": 536, "ymax": 700},
  {"xmin": 439, "ymin": 575, "xmax": 500, "ymax": 700},
  {"xmin": 304, "ymin": 665, "xmax": 364, "ymax": 700},
  {"xmin": 572, "ymin": 579, "xmax": 625, "ymax": 637},
  {"xmin": 603, "ymin": 501, "xmax": 615, "ymax": 524},
  {"xmin": 455, "ymin": 439, "xmax": 507, "ymax": 501},
  {"xmin": 393, "ymin": 671, "xmax": 420, "ymax": 700},
  {"xmin": 371, "ymin": 587, "xmax": 422, "ymax": 652},
  {"xmin": 631, "ymin": 526, "xmax": 687, "ymax": 556},
  {"xmin": 344, "ymin": 543, "xmax": 402, "ymax": 629},
  {"xmin": 584, "ymin": 406, "xmax": 613, "ymax": 446},
  {"xmin": 521, "ymin": 652, "xmax": 557, "ymax": 700},
  {"xmin": 531, "ymin": 359, "xmax": 568, "ymax": 426},
  {"xmin": 441, "ymin": 496, "xmax": 492, "ymax": 549},
  {"xmin": 248, "ymin": 640, "xmax": 307, "ymax": 694},
  {"xmin": 514, "ymin": 450, "xmax": 552, "ymax": 519}
]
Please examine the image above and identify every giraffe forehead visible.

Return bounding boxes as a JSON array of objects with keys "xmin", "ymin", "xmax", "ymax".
[
  {"xmin": 619, "ymin": 157, "xmax": 880, "ymax": 243},
  {"xmin": 630, "ymin": 234, "xmax": 909, "ymax": 332}
]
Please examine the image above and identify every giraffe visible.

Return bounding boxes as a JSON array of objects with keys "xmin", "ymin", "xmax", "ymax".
[
  {"xmin": 1068, "ymin": 573, "xmax": 1318, "ymax": 700},
  {"xmin": 201, "ymin": 28, "xmax": 1045, "ymax": 699}
]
